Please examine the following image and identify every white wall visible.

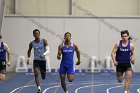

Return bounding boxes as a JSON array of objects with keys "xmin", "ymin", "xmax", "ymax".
[
  {"xmin": 73, "ymin": 0, "xmax": 138, "ymax": 16},
  {"xmin": 4, "ymin": 0, "xmax": 140, "ymax": 16},
  {"xmin": 0, "ymin": 0, "xmax": 5, "ymax": 32},
  {"xmin": 15, "ymin": 0, "xmax": 70, "ymax": 15},
  {"xmin": 1, "ymin": 16, "xmax": 140, "ymax": 72},
  {"xmin": 5, "ymin": 0, "xmax": 15, "ymax": 15}
]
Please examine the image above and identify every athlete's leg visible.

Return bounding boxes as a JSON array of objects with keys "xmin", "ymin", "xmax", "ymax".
[
  {"xmin": 40, "ymin": 60, "xmax": 46, "ymax": 80},
  {"xmin": 124, "ymin": 70, "xmax": 132, "ymax": 92},
  {"xmin": 67, "ymin": 63, "xmax": 74, "ymax": 82},
  {"xmin": 0, "ymin": 73, "xmax": 5, "ymax": 81},
  {"xmin": 117, "ymin": 72, "xmax": 123, "ymax": 83},
  {"xmin": 0, "ymin": 61, "xmax": 6, "ymax": 81},
  {"xmin": 34, "ymin": 67, "xmax": 42, "ymax": 93},
  {"xmin": 116, "ymin": 64, "xmax": 124, "ymax": 83},
  {"xmin": 41, "ymin": 72, "xmax": 46, "ymax": 80},
  {"xmin": 67, "ymin": 74, "xmax": 74, "ymax": 82},
  {"xmin": 60, "ymin": 74, "xmax": 67, "ymax": 92},
  {"xmin": 60, "ymin": 63, "xmax": 68, "ymax": 92},
  {"xmin": 33, "ymin": 67, "xmax": 40, "ymax": 87},
  {"xmin": 33, "ymin": 60, "xmax": 41, "ymax": 90}
]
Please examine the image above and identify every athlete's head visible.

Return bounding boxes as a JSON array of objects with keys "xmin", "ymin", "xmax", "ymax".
[
  {"xmin": 33, "ymin": 29, "xmax": 40, "ymax": 39},
  {"xmin": 121, "ymin": 30, "xmax": 129, "ymax": 42},
  {"xmin": 0, "ymin": 34, "xmax": 2, "ymax": 39},
  {"xmin": 64, "ymin": 32, "xmax": 71, "ymax": 42}
]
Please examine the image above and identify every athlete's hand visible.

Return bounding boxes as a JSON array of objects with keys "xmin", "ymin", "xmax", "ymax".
[
  {"xmin": 39, "ymin": 54, "xmax": 45, "ymax": 58},
  {"xmin": 57, "ymin": 55, "xmax": 61, "ymax": 60},
  {"xmin": 131, "ymin": 60, "xmax": 135, "ymax": 65},
  {"xmin": 113, "ymin": 61, "xmax": 118, "ymax": 66},
  {"xmin": 76, "ymin": 61, "xmax": 81, "ymax": 65},
  {"xmin": 7, "ymin": 61, "xmax": 10, "ymax": 66},
  {"xmin": 27, "ymin": 58, "xmax": 29, "ymax": 65}
]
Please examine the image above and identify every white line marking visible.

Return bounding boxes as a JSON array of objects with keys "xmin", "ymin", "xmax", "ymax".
[
  {"xmin": 14, "ymin": 78, "xmax": 35, "ymax": 93},
  {"xmin": 43, "ymin": 83, "xmax": 90, "ymax": 93},
  {"xmin": 106, "ymin": 83, "xmax": 140, "ymax": 93},
  {"xmin": 137, "ymin": 88, "xmax": 140, "ymax": 93},
  {"xmin": 43, "ymin": 85, "xmax": 60, "ymax": 93},
  {"xmin": 106, "ymin": 85, "xmax": 123, "ymax": 93},
  {"xmin": 10, "ymin": 80, "xmax": 140, "ymax": 93},
  {"xmin": 9, "ymin": 80, "xmax": 93, "ymax": 93},
  {"xmin": 10, "ymin": 83, "xmax": 59, "ymax": 93},
  {"xmin": 75, "ymin": 83, "xmax": 119, "ymax": 93},
  {"xmin": 10, "ymin": 85, "xmax": 36, "ymax": 93}
]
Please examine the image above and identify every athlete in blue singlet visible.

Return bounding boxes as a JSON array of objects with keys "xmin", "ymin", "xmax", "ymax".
[
  {"xmin": 57, "ymin": 32, "xmax": 80, "ymax": 93},
  {"xmin": 0, "ymin": 34, "xmax": 10, "ymax": 81},
  {"xmin": 27, "ymin": 29, "xmax": 50, "ymax": 93},
  {"xmin": 111, "ymin": 30, "xmax": 135, "ymax": 93}
]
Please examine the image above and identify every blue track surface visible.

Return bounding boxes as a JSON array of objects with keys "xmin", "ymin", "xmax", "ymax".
[{"xmin": 0, "ymin": 72, "xmax": 140, "ymax": 93}]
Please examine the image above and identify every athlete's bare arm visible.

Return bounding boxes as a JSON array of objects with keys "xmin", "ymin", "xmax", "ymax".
[
  {"xmin": 74, "ymin": 44, "xmax": 80, "ymax": 65},
  {"xmin": 4, "ymin": 43, "xmax": 10, "ymax": 66},
  {"xmin": 111, "ymin": 42, "xmax": 119, "ymax": 66},
  {"xmin": 130, "ymin": 43, "xmax": 135, "ymax": 64},
  {"xmin": 43, "ymin": 39, "xmax": 48, "ymax": 47},
  {"xmin": 57, "ymin": 44, "xmax": 62, "ymax": 60},
  {"xmin": 27, "ymin": 42, "xmax": 32, "ymax": 65}
]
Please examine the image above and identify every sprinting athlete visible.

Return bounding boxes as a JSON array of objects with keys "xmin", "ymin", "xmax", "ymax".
[
  {"xmin": 27, "ymin": 29, "xmax": 50, "ymax": 93},
  {"xmin": 57, "ymin": 32, "xmax": 80, "ymax": 93},
  {"xmin": 0, "ymin": 34, "xmax": 10, "ymax": 81},
  {"xmin": 111, "ymin": 30, "xmax": 135, "ymax": 93}
]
